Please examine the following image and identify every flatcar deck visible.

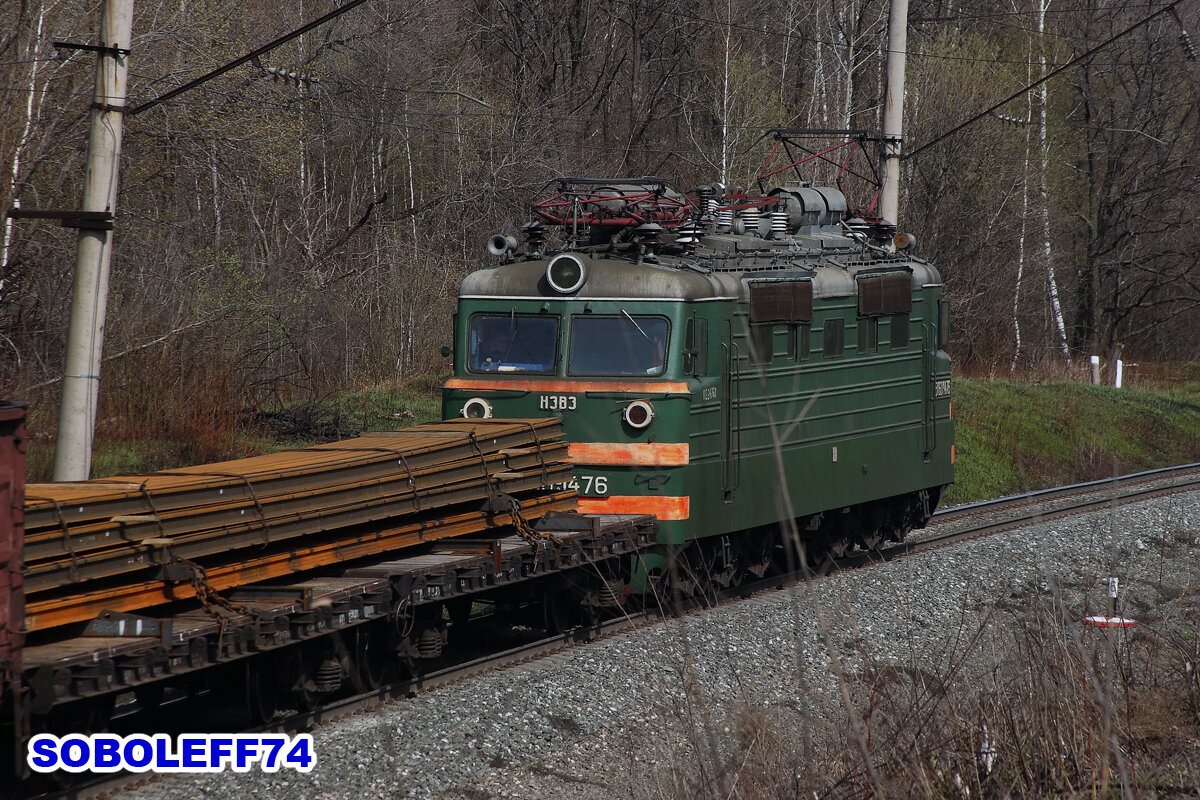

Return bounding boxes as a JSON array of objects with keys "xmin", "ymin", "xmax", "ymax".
[{"xmin": 21, "ymin": 513, "xmax": 656, "ymax": 712}]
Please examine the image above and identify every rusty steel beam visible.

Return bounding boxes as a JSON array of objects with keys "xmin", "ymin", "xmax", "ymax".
[
  {"xmin": 24, "ymin": 491, "xmax": 577, "ymax": 632},
  {"xmin": 24, "ymin": 444, "xmax": 566, "ymax": 562},
  {"xmin": 25, "ymin": 419, "xmax": 562, "ymax": 531},
  {"xmin": 24, "ymin": 467, "xmax": 572, "ymax": 592}
]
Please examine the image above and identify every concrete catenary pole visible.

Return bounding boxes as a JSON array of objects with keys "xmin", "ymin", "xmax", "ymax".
[
  {"xmin": 879, "ymin": 0, "xmax": 909, "ymax": 228},
  {"xmin": 52, "ymin": 0, "xmax": 134, "ymax": 481}
]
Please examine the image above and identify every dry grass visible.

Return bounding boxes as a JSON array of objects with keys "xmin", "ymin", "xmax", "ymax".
[{"xmin": 659, "ymin": 586, "xmax": 1200, "ymax": 800}]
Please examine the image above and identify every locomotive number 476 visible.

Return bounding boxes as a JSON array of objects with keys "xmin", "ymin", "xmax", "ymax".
[
  {"xmin": 538, "ymin": 394, "xmax": 577, "ymax": 411},
  {"xmin": 546, "ymin": 475, "xmax": 608, "ymax": 495}
]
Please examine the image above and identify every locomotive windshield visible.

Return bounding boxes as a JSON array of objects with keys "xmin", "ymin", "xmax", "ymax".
[
  {"xmin": 568, "ymin": 314, "xmax": 669, "ymax": 376},
  {"xmin": 467, "ymin": 314, "xmax": 558, "ymax": 373}
]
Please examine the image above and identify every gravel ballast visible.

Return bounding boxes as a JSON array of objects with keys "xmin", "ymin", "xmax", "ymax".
[{"xmin": 122, "ymin": 489, "xmax": 1200, "ymax": 799}]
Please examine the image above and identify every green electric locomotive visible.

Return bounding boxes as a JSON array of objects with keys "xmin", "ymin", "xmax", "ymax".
[{"xmin": 442, "ymin": 176, "xmax": 953, "ymax": 580}]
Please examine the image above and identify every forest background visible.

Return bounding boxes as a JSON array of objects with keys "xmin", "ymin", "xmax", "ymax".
[{"xmin": 1, "ymin": 0, "xmax": 1198, "ymax": 468}]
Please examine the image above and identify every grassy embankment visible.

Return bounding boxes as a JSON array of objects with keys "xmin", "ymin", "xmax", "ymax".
[
  {"xmin": 944, "ymin": 369, "xmax": 1200, "ymax": 505},
  {"xmin": 24, "ymin": 367, "xmax": 1200, "ymax": 502}
]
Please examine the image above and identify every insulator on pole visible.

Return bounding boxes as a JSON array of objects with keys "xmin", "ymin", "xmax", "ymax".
[
  {"xmin": 262, "ymin": 65, "xmax": 319, "ymax": 88},
  {"xmin": 1181, "ymin": 31, "xmax": 1198, "ymax": 61},
  {"xmin": 993, "ymin": 112, "xmax": 1032, "ymax": 126}
]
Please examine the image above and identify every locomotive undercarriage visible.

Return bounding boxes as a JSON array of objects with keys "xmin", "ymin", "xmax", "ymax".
[
  {"xmin": 633, "ymin": 487, "xmax": 944, "ymax": 611},
  {"xmin": 801, "ymin": 487, "xmax": 940, "ymax": 562}
]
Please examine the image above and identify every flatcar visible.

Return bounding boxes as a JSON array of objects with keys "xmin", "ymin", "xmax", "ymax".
[{"xmin": 442, "ymin": 176, "xmax": 954, "ymax": 586}]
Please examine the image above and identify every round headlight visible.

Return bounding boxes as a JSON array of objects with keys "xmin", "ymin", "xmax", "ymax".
[
  {"xmin": 893, "ymin": 231, "xmax": 917, "ymax": 252},
  {"xmin": 624, "ymin": 400, "xmax": 654, "ymax": 429},
  {"xmin": 462, "ymin": 397, "xmax": 493, "ymax": 419},
  {"xmin": 546, "ymin": 253, "xmax": 587, "ymax": 294}
]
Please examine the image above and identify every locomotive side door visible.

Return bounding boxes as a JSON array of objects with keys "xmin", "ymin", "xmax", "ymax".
[{"xmin": 721, "ymin": 319, "xmax": 741, "ymax": 501}]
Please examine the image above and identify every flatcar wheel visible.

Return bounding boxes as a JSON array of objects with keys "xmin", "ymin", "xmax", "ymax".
[
  {"xmin": 81, "ymin": 694, "xmax": 115, "ymax": 734},
  {"xmin": 446, "ymin": 597, "xmax": 472, "ymax": 629},
  {"xmin": 245, "ymin": 661, "xmax": 279, "ymax": 724},
  {"xmin": 541, "ymin": 587, "xmax": 574, "ymax": 635},
  {"xmin": 283, "ymin": 649, "xmax": 322, "ymax": 712},
  {"xmin": 580, "ymin": 602, "xmax": 601, "ymax": 628},
  {"xmin": 351, "ymin": 624, "xmax": 390, "ymax": 690},
  {"xmin": 292, "ymin": 680, "xmax": 322, "ymax": 713}
]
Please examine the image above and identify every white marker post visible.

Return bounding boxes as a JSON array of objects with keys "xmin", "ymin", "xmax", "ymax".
[
  {"xmin": 1082, "ymin": 577, "xmax": 1133, "ymax": 792},
  {"xmin": 1083, "ymin": 577, "xmax": 1136, "ymax": 629}
]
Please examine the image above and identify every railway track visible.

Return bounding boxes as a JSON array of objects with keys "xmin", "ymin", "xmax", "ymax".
[
  {"xmin": 28, "ymin": 462, "xmax": 1200, "ymax": 800},
  {"xmin": 904, "ymin": 460, "xmax": 1200, "ymax": 551}
]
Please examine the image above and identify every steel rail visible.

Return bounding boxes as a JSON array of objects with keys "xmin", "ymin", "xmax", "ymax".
[
  {"xmin": 931, "ymin": 461, "xmax": 1200, "ymax": 522},
  {"xmin": 25, "ymin": 426, "xmax": 548, "ymax": 520},
  {"xmin": 24, "ymin": 491, "xmax": 578, "ymax": 631},
  {"xmin": 907, "ymin": 465, "xmax": 1200, "ymax": 553},
  {"xmin": 25, "ymin": 419, "xmax": 562, "ymax": 531},
  {"xmin": 24, "ymin": 466, "xmax": 573, "ymax": 593},
  {"xmin": 827, "ymin": 462, "xmax": 1200, "ymax": 573},
  {"xmin": 24, "ymin": 445, "xmax": 566, "ymax": 563}
]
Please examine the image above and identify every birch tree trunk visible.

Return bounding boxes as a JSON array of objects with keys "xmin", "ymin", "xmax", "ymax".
[
  {"xmin": 1038, "ymin": 0, "xmax": 1071, "ymax": 363},
  {"xmin": 1012, "ymin": 53, "xmax": 1032, "ymax": 372},
  {"xmin": 2, "ymin": 1, "xmax": 48, "ymax": 274},
  {"xmin": 720, "ymin": 0, "xmax": 732, "ymax": 185}
]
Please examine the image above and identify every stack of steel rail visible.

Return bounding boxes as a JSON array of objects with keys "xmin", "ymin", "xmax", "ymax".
[{"xmin": 22, "ymin": 419, "xmax": 574, "ymax": 633}]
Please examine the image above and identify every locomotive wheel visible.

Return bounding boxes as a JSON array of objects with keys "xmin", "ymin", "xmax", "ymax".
[
  {"xmin": 745, "ymin": 531, "xmax": 776, "ymax": 579},
  {"xmin": 672, "ymin": 546, "xmax": 716, "ymax": 610},
  {"xmin": 858, "ymin": 533, "xmax": 883, "ymax": 551},
  {"xmin": 706, "ymin": 541, "xmax": 741, "ymax": 590},
  {"xmin": 815, "ymin": 533, "xmax": 850, "ymax": 564}
]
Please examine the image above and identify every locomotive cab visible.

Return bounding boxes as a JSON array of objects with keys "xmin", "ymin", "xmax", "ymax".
[{"xmin": 442, "ymin": 249, "xmax": 717, "ymax": 536}]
